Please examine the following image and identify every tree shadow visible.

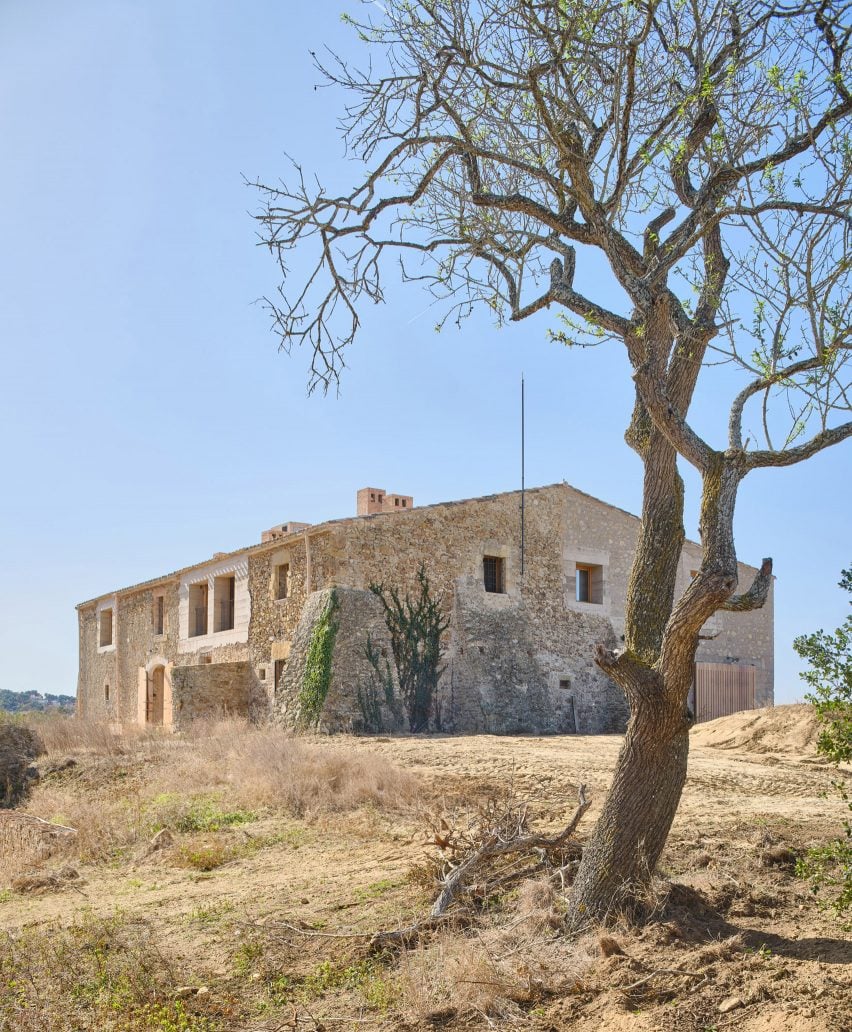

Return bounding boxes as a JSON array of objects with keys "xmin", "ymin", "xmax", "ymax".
[{"xmin": 658, "ymin": 883, "xmax": 851, "ymax": 966}]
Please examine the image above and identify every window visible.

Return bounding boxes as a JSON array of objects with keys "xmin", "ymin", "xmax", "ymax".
[
  {"xmin": 153, "ymin": 594, "xmax": 165, "ymax": 636},
  {"xmin": 559, "ymin": 678, "xmax": 571, "ymax": 691},
  {"xmin": 370, "ymin": 492, "xmax": 375, "ymax": 501},
  {"xmin": 483, "ymin": 555, "xmax": 505, "ymax": 594},
  {"xmin": 395, "ymin": 498, "xmax": 399, "ymax": 506},
  {"xmin": 401, "ymin": 499, "xmax": 407, "ymax": 507},
  {"xmin": 214, "ymin": 575, "xmax": 235, "ymax": 632},
  {"xmin": 276, "ymin": 563, "xmax": 290, "ymax": 600},
  {"xmin": 188, "ymin": 582, "xmax": 208, "ymax": 637},
  {"xmin": 99, "ymin": 608, "xmax": 113, "ymax": 647},
  {"xmin": 259, "ymin": 667, "xmax": 267, "ymax": 681},
  {"xmin": 576, "ymin": 563, "xmax": 603, "ymax": 604},
  {"xmin": 273, "ymin": 659, "xmax": 286, "ymax": 688},
  {"xmin": 104, "ymin": 682, "xmax": 110, "ymax": 702}
]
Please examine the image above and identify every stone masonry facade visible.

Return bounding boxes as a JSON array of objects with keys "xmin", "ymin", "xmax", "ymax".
[{"xmin": 76, "ymin": 483, "xmax": 774, "ymax": 734}]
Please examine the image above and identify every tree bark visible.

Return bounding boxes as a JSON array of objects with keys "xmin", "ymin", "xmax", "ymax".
[
  {"xmin": 566, "ymin": 689, "xmax": 690, "ymax": 928},
  {"xmin": 566, "ymin": 361, "xmax": 697, "ymax": 928}
]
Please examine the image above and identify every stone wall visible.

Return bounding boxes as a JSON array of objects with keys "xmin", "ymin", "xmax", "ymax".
[
  {"xmin": 269, "ymin": 484, "xmax": 771, "ymax": 734},
  {"xmin": 170, "ymin": 661, "xmax": 258, "ymax": 726},
  {"xmin": 79, "ymin": 482, "xmax": 774, "ymax": 734},
  {"xmin": 271, "ymin": 486, "xmax": 633, "ymax": 733},
  {"xmin": 77, "ymin": 604, "xmax": 117, "ymax": 721},
  {"xmin": 276, "ymin": 587, "xmax": 396, "ymax": 732}
]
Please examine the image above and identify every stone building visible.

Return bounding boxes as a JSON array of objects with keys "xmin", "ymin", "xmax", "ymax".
[{"xmin": 76, "ymin": 483, "xmax": 773, "ymax": 733}]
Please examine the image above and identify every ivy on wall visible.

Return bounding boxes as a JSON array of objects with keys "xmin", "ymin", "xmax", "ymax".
[
  {"xmin": 299, "ymin": 590, "xmax": 339, "ymax": 727},
  {"xmin": 364, "ymin": 565, "xmax": 449, "ymax": 733}
]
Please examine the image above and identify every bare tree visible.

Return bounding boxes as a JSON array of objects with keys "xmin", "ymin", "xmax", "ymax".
[{"xmin": 254, "ymin": 0, "xmax": 852, "ymax": 925}]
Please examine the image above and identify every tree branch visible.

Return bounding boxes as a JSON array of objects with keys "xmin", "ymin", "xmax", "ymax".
[
  {"xmin": 633, "ymin": 363, "xmax": 715, "ymax": 472},
  {"xmin": 744, "ymin": 421, "xmax": 852, "ymax": 468},
  {"xmin": 721, "ymin": 558, "xmax": 773, "ymax": 611}
]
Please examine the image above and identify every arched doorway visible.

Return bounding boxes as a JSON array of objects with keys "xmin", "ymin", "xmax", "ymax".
[
  {"xmin": 140, "ymin": 657, "xmax": 173, "ymax": 728},
  {"xmin": 147, "ymin": 666, "xmax": 165, "ymax": 725}
]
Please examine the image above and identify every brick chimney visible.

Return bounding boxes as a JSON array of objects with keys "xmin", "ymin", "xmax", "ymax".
[{"xmin": 357, "ymin": 487, "xmax": 414, "ymax": 516}]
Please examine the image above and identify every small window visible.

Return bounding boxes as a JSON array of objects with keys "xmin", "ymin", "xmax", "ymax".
[
  {"xmin": 377, "ymin": 494, "xmax": 383, "ymax": 503},
  {"xmin": 483, "ymin": 556, "xmax": 505, "ymax": 594},
  {"xmin": 273, "ymin": 659, "xmax": 286, "ymax": 688},
  {"xmin": 202, "ymin": 655, "xmax": 212, "ymax": 664},
  {"xmin": 370, "ymin": 493, "xmax": 375, "ymax": 501},
  {"xmin": 153, "ymin": 594, "xmax": 165, "ymax": 636},
  {"xmin": 99, "ymin": 608, "xmax": 113, "ymax": 647},
  {"xmin": 576, "ymin": 563, "xmax": 603, "ymax": 604},
  {"xmin": 189, "ymin": 582, "xmax": 208, "ymax": 637},
  {"xmin": 259, "ymin": 667, "xmax": 267, "ymax": 681},
  {"xmin": 214, "ymin": 575, "xmax": 235, "ymax": 632},
  {"xmin": 559, "ymin": 678, "xmax": 571, "ymax": 691},
  {"xmin": 104, "ymin": 682, "xmax": 110, "ymax": 702},
  {"xmin": 276, "ymin": 563, "xmax": 290, "ymax": 600},
  {"xmin": 401, "ymin": 499, "xmax": 407, "ymax": 507}
]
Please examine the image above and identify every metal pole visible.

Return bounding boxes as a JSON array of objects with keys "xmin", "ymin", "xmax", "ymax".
[{"xmin": 521, "ymin": 375, "xmax": 525, "ymax": 578}]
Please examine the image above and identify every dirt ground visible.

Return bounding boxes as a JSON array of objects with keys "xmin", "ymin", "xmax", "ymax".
[{"xmin": 1, "ymin": 708, "xmax": 850, "ymax": 1031}]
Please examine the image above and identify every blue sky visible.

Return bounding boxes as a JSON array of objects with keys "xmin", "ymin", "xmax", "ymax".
[{"xmin": 0, "ymin": 0, "xmax": 848, "ymax": 705}]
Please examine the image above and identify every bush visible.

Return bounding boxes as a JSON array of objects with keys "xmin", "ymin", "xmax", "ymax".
[
  {"xmin": 0, "ymin": 723, "xmax": 44, "ymax": 808},
  {"xmin": 794, "ymin": 565, "xmax": 852, "ymax": 925}
]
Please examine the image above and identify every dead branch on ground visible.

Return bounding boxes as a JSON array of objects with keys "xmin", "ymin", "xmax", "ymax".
[{"xmin": 370, "ymin": 783, "xmax": 590, "ymax": 950}]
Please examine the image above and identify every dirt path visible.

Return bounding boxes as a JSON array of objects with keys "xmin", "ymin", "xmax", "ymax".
[{"xmin": 2, "ymin": 726, "xmax": 849, "ymax": 1031}]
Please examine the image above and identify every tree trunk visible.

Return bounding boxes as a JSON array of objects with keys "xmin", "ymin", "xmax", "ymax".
[
  {"xmin": 566, "ymin": 690, "xmax": 690, "ymax": 928},
  {"xmin": 565, "ymin": 365, "xmax": 696, "ymax": 928}
]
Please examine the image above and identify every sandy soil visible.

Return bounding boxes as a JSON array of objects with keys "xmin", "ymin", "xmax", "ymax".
[{"xmin": 2, "ymin": 709, "xmax": 850, "ymax": 1031}]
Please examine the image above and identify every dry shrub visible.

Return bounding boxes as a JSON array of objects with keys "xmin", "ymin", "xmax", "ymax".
[
  {"xmin": 27, "ymin": 712, "xmax": 169, "ymax": 758},
  {"xmin": 397, "ymin": 882, "xmax": 595, "ymax": 1021},
  {"xmin": 171, "ymin": 720, "xmax": 420, "ymax": 817},
  {"xmin": 11, "ymin": 719, "xmax": 418, "ymax": 870},
  {"xmin": 20, "ymin": 782, "xmax": 148, "ymax": 863},
  {"xmin": 0, "ymin": 723, "xmax": 44, "ymax": 808}
]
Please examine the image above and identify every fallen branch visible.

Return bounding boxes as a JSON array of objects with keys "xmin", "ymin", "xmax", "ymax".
[
  {"xmin": 370, "ymin": 783, "xmax": 591, "ymax": 950},
  {"xmin": 431, "ymin": 783, "xmax": 589, "ymax": 917},
  {"xmin": 620, "ymin": 965, "xmax": 707, "ymax": 993},
  {"xmin": 257, "ymin": 784, "xmax": 591, "ymax": 955}
]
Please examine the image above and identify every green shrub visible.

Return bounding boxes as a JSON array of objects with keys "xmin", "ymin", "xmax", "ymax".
[{"xmin": 794, "ymin": 564, "xmax": 852, "ymax": 925}]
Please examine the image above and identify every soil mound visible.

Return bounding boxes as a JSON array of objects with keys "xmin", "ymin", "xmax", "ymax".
[{"xmin": 690, "ymin": 704, "xmax": 820, "ymax": 757}]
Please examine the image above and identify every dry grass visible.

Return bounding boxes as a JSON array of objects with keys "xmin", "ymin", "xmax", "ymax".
[
  {"xmin": 397, "ymin": 878, "xmax": 595, "ymax": 1021},
  {"xmin": 8, "ymin": 717, "xmax": 418, "ymax": 869},
  {"xmin": 24, "ymin": 712, "xmax": 164, "ymax": 757},
  {"xmin": 178, "ymin": 720, "xmax": 419, "ymax": 816},
  {"xmin": 0, "ymin": 912, "xmax": 235, "ymax": 1032}
]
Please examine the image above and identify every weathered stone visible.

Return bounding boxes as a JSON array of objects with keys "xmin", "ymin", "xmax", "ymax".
[{"xmin": 76, "ymin": 483, "xmax": 774, "ymax": 735}]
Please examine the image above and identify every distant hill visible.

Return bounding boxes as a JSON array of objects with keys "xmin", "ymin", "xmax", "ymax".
[{"xmin": 0, "ymin": 689, "xmax": 76, "ymax": 715}]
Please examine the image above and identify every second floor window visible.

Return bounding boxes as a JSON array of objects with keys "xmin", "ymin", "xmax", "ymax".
[
  {"xmin": 99, "ymin": 607, "xmax": 113, "ymax": 647},
  {"xmin": 276, "ymin": 563, "xmax": 290, "ymax": 600},
  {"xmin": 189, "ymin": 582, "xmax": 208, "ymax": 637},
  {"xmin": 214, "ymin": 575, "xmax": 236, "ymax": 632},
  {"xmin": 576, "ymin": 563, "xmax": 603, "ymax": 604},
  {"xmin": 483, "ymin": 556, "xmax": 505, "ymax": 594}
]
